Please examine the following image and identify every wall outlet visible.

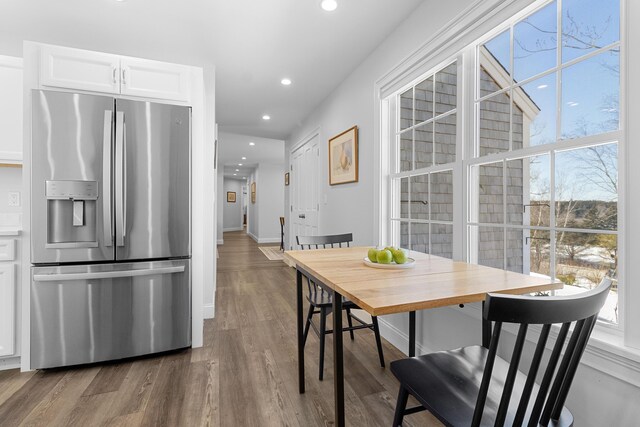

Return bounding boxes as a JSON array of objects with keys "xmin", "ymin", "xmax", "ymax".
[{"xmin": 7, "ymin": 192, "xmax": 20, "ymax": 207}]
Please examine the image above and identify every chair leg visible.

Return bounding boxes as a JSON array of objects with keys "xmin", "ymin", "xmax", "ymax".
[
  {"xmin": 372, "ymin": 316, "xmax": 385, "ymax": 368},
  {"xmin": 346, "ymin": 307, "xmax": 355, "ymax": 340},
  {"xmin": 393, "ymin": 386, "xmax": 409, "ymax": 427},
  {"xmin": 302, "ymin": 304, "xmax": 314, "ymax": 347},
  {"xmin": 318, "ymin": 307, "xmax": 327, "ymax": 381}
]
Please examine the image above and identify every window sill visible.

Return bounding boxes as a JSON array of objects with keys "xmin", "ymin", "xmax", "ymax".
[{"xmin": 452, "ymin": 303, "xmax": 640, "ymax": 388}]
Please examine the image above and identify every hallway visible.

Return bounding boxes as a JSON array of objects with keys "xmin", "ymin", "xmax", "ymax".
[{"xmin": 0, "ymin": 231, "xmax": 439, "ymax": 426}]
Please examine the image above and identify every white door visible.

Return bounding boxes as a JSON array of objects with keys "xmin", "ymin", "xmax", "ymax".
[{"xmin": 290, "ymin": 134, "xmax": 320, "ymax": 248}]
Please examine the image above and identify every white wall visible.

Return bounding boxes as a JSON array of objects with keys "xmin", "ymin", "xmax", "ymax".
[
  {"xmin": 257, "ymin": 163, "xmax": 285, "ymax": 243},
  {"xmin": 223, "ymin": 178, "xmax": 242, "ymax": 231},
  {"xmin": 285, "ymin": 0, "xmax": 640, "ymax": 425},
  {"xmin": 216, "ymin": 169, "xmax": 224, "ymax": 244},
  {"xmin": 0, "ymin": 168, "xmax": 22, "ymax": 218},
  {"xmin": 285, "ymin": 0, "xmax": 474, "ymax": 249},
  {"xmin": 247, "ymin": 170, "xmax": 259, "ymax": 239}
]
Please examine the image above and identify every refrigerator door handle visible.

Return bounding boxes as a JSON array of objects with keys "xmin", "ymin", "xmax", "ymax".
[
  {"xmin": 33, "ymin": 265, "xmax": 185, "ymax": 282},
  {"xmin": 115, "ymin": 111, "xmax": 125, "ymax": 247},
  {"xmin": 103, "ymin": 110, "xmax": 113, "ymax": 247}
]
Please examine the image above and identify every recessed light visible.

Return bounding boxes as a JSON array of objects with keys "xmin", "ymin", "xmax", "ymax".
[
  {"xmin": 262, "ymin": 115, "xmax": 271, "ymax": 120},
  {"xmin": 281, "ymin": 78, "xmax": 292, "ymax": 86},
  {"xmin": 241, "ymin": 156, "xmax": 247, "ymax": 160},
  {"xmin": 235, "ymin": 169, "xmax": 239, "ymax": 172},
  {"xmin": 233, "ymin": 173, "xmax": 237, "ymax": 176},
  {"xmin": 249, "ymin": 142, "xmax": 255, "ymax": 146},
  {"xmin": 243, "ymin": 177, "xmax": 246, "ymax": 179},
  {"xmin": 320, "ymin": 0, "xmax": 337, "ymax": 11},
  {"xmin": 537, "ymin": 84, "xmax": 548, "ymax": 89},
  {"xmin": 238, "ymin": 163, "xmax": 243, "ymax": 166}
]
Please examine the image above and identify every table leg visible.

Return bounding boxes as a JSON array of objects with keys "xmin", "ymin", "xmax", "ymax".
[
  {"xmin": 409, "ymin": 311, "xmax": 416, "ymax": 357},
  {"xmin": 332, "ymin": 290, "xmax": 345, "ymax": 427},
  {"xmin": 296, "ymin": 269, "xmax": 305, "ymax": 394},
  {"xmin": 482, "ymin": 300, "xmax": 491, "ymax": 349}
]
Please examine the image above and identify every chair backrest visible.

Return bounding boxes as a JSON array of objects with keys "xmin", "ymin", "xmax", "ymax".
[
  {"xmin": 472, "ymin": 278, "xmax": 613, "ymax": 427},
  {"xmin": 280, "ymin": 216, "xmax": 285, "ymax": 227},
  {"xmin": 296, "ymin": 233, "xmax": 353, "ymax": 250}
]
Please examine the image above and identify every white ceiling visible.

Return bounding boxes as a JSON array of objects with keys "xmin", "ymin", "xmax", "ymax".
[
  {"xmin": 0, "ymin": 0, "xmax": 425, "ymax": 140},
  {"xmin": 218, "ymin": 132, "xmax": 284, "ymax": 179}
]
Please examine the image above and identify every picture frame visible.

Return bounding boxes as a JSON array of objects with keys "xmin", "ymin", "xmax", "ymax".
[
  {"xmin": 251, "ymin": 182, "xmax": 256, "ymax": 203},
  {"xmin": 285, "ymin": 172, "xmax": 290, "ymax": 186},
  {"xmin": 329, "ymin": 125, "xmax": 358, "ymax": 185},
  {"xmin": 226, "ymin": 191, "xmax": 236, "ymax": 203}
]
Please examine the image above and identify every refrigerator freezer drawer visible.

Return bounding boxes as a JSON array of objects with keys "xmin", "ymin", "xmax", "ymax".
[{"xmin": 31, "ymin": 260, "xmax": 191, "ymax": 369}]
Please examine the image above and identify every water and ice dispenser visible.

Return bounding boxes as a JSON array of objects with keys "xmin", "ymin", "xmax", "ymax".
[{"xmin": 45, "ymin": 180, "xmax": 99, "ymax": 248}]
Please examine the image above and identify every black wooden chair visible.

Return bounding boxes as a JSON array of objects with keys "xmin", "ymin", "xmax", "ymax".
[
  {"xmin": 297, "ymin": 233, "xmax": 385, "ymax": 380},
  {"xmin": 391, "ymin": 278, "xmax": 612, "ymax": 427}
]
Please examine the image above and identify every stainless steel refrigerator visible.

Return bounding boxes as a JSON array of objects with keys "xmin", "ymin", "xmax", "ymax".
[{"xmin": 30, "ymin": 90, "xmax": 191, "ymax": 369}]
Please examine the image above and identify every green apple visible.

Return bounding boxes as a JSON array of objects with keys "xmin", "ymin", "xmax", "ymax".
[
  {"xmin": 367, "ymin": 248, "xmax": 379, "ymax": 263},
  {"xmin": 392, "ymin": 249, "xmax": 407, "ymax": 265},
  {"xmin": 377, "ymin": 249, "xmax": 393, "ymax": 264},
  {"xmin": 384, "ymin": 246, "xmax": 396, "ymax": 253}
]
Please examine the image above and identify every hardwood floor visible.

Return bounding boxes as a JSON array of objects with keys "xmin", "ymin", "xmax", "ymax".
[{"xmin": 0, "ymin": 231, "xmax": 441, "ymax": 426}]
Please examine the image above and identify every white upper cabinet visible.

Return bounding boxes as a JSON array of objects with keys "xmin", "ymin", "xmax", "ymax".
[
  {"xmin": 39, "ymin": 44, "xmax": 191, "ymax": 102},
  {"xmin": 0, "ymin": 56, "xmax": 23, "ymax": 164},
  {"xmin": 40, "ymin": 45, "xmax": 120, "ymax": 94},
  {"xmin": 121, "ymin": 58, "xmax": 190, "ymax": 102}
]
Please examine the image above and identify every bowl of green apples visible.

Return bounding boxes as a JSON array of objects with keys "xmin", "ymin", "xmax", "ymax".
[{"xmin": 364, "ymin": 247, "xmax": 415, "ymax": 269}]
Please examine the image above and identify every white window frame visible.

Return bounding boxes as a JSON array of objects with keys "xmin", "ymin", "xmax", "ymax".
[{"xmin": 375, "ymin": 0, "xmax": 637, "ymax": 359}]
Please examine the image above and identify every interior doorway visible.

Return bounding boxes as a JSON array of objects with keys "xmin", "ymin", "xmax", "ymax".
[{"xmin": 290, "ymin": 131, "xmax": 320, "ymax": 249}]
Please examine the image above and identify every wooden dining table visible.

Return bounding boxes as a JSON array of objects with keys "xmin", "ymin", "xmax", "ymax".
[{"xmin": 283, "ymin": 246, "xmax": 562, "ymax": 427}]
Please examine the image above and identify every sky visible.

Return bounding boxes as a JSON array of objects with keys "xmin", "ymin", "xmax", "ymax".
[{"xmin": 483, "ymin": 0, "xmax": 620, "ymax": 203}]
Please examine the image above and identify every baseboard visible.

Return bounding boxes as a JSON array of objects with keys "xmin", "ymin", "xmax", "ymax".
[
  {"xmin": 257, "ymin": 237, "xmax": 281, "ymax": 244},
  {"xmin": 223, "ymin": 227, "xmax": 243, "ymax": 232},
  {"xmin": 203, "ymin": 303, "xmax": 215, "ymax": 319},
  {"xmin": 377, "ymin": 317, "xmax": 434, "ymax": 357},
  {"xmin": 0, "ymin": 356, "xmax": 21, "ymax": 371},
  {"xmin": 247, "ymin": 231, "xmax": 258, "ymax": 242},
  {"xmin": 217, "ymin": 239, "xmax": 224, "ymax": 245}
]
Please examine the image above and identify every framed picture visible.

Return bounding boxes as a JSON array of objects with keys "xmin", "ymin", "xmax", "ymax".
[
  {"xmin": 251, "ymin": 182, "xmax": 256, "ymax": 203},
  {"xmin": 226, "ymin": 191, "xmax": 236, "ymax": 203},
  {"xmin": 329, "ymin": 125, "xmax": 358, "ymax": 185},
  {"xmin": 285, "ymin": 172, "xmax": 290, "ymax": 186}
]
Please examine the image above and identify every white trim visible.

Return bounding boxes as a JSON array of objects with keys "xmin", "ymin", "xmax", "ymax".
[
  {"xmin": 257, "ymin": 237, "xmax": 281, "ymax": 244},
  {"xmin": 223, "ymin": 227, "xmax": 243, "ymax": 232},
  {"xmin": 448, "ymin": 303, "xmax": 640, "ymax": 388},
  {"xmin": 377, "ymin": 317, "xmax": 435, "ymax": 357},
  {"xmin": 203, "ymin": 303, "xmax": 215, "ymax": 319},
  {"xmin": 217, "ymin": 239, "xmax": 224, "ymax": 245}
]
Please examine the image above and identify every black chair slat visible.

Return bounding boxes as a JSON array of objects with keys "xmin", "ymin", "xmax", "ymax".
[
  {"xmin": 551, "ymin": 314, "xmax": 597, "ymax": 419},
  {"xmin": 540, "ymin": 318, "xmax": 586, "ymax": 425},
  {"xmin": 471, "ymin": 321, "xmax": 502, "ymax": 427},
  {"xmin": 495, "ymin": 324, "xmax": 528, "ymax": 427},
  {"xmin": 527, "ymin": 322, "xmax": 571, "ymax": 427},
  {"xmin": 513, "ymin": 324, "xmax": 551, "ymax": 427}
]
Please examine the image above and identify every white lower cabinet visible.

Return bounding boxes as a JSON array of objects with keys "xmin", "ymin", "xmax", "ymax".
[{"xmin": 0, "ymin": 263, "xmax": 15, "ymax": 357}]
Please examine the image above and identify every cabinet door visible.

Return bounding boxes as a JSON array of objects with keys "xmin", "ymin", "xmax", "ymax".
[
  {"xmin": 0, "ymin": 56, "xmax": 23, "ymax": 164},
  {"xmin": 40, "ymin": 45, "xmax": 120, "ymax": 94},
  {"xmin": 0, "ymin": 264, "xmax": 15, "ymax": 357},
  {"xmin": 120, "ymin": 57, "xmax": 190, "ymax": 102}
]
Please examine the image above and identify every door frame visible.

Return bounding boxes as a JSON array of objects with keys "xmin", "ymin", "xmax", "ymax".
[{"xmin": 289, "ymin": 127, "xmax": 321, "ymax": 250}]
